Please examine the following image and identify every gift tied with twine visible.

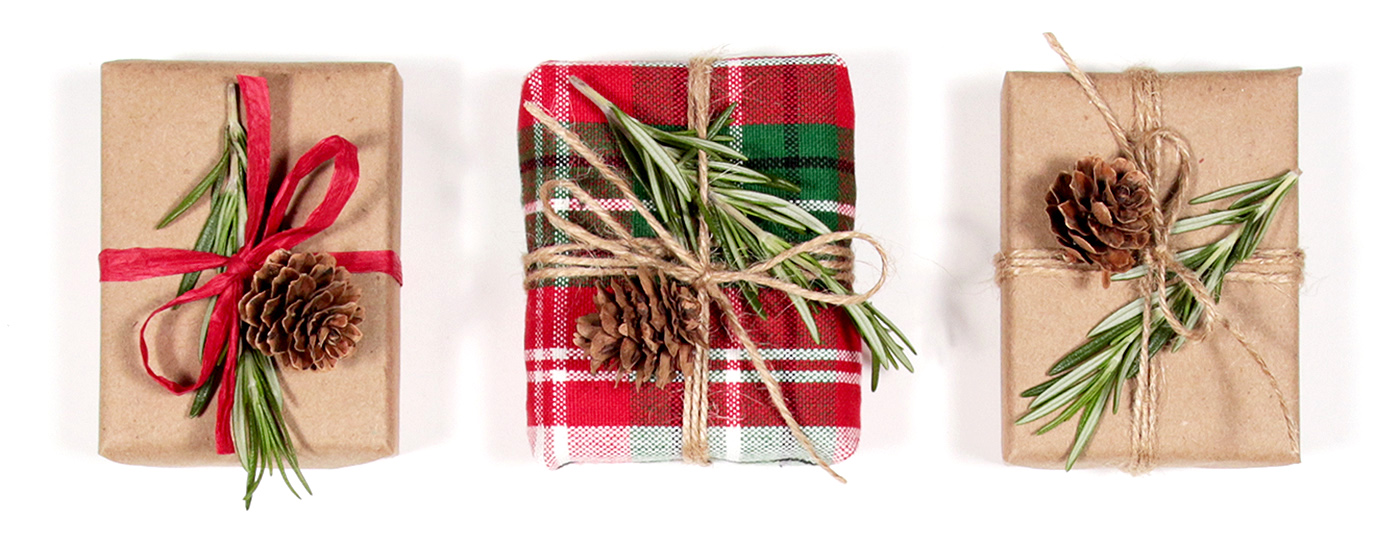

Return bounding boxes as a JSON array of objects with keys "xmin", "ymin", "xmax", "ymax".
[
  {"xmin": 995, "ymin": 34, "xmax": 1302, "ymax": 472},
  {"xmin": 521, "ymin": 57, "xmax": 892, "ymax": 483},
  {"xmin": 99, "ymin": 75, "xmax": 403, "ymax": 455}
]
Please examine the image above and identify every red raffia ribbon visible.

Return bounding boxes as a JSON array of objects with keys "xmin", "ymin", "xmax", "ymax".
[{"xmin": 98, "ymin": 75, "xmax": 403, "ymax": 455}]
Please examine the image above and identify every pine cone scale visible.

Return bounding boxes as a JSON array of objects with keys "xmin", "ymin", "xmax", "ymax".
[
  {"xmin": 241, "ymin": 291, "xmax": 268, "ymax": 324},
  {"xmin": 576, "ymin": 313, "xmax": 601, "ymax": 339}
]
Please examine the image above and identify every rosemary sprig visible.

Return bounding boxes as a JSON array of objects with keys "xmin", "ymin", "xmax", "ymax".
[
  {"xmin": 157, "ymin": 84, "xmax": 249, "ymax": 418},
  {"xmin": 569, "ymin": 77, "xmax": 914, "ymax": 389},
  {"xmin": 153, "ymin": 82, "xmax": 308, "ymax": 506},
  {"xmin": 1016, "ymin": 170, "xmax": 1298, "ymax": 470},
  {"xmin": 232, "ymin": 349, "xmax": 311, "ymax": 509}
]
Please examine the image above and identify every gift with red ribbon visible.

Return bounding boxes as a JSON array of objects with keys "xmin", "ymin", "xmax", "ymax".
[{"xmin": 99, "ymin": 62, "xmax": 403, "ymax": 468}]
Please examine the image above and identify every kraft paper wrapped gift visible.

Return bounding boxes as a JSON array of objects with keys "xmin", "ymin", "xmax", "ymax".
[
  {"xmin": 1000, "ymin": 68, "xmax": 1302, "ymax": 468},
  {"xmin": 99, "ymin": 62, "xmax": 402, "ymax": 467}
]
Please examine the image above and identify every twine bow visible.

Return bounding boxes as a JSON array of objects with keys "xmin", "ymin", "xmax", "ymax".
[
  {"xmin": 99, "ymin": 75, "xmax": 403, "ymax": 454},
  {"xmin": 1038, "ymin": 33, "xmax": 1300, "ymax": 472},
  {"xmin": 521, "ymin": 57, "xmax": 891, "ymax": 483}
]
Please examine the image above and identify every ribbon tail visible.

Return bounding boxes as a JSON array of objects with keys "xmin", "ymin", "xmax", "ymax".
[
  {"xmin": 329, "ymin": 250, "xmax": 403, "ymax": 284},
  {"xmin": 100, "ymin": 248, "xmax": 233, "ymax": 282},
  {"xmin": 214, "ymin": 305, "xmax": 241, "ymax": 455}
]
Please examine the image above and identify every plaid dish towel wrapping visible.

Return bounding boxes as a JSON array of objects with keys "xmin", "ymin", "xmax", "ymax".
[{"xmin": 519, "ymin": 54, "xmax": 863, "ymax": 467}]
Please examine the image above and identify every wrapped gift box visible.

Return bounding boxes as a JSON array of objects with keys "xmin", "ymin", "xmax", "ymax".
[
  {"xmin": 518, "ymin": 55, "xmax": 865, "ymax": 467},
  {"xmin": 99, "ymin": 61, "xmax": 402, "ymax": 467},
  {"xmin": 1000, "ymin": 68, "xmax": 1301, "ymax": 468}
]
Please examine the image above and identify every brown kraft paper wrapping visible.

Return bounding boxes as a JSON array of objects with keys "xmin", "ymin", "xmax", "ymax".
[
  {"xmin": 100, "ymin": 61, "xmax": 402, "ymax": 467},
  {"xmin": 1000, "ymin": 69, "xmax": 1301, "ymax": 468}
]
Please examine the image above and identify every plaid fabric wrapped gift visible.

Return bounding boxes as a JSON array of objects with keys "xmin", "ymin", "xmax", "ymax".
[{"xmin": 518, "ymin": 55, "xmax": 865, "ymax": 468}]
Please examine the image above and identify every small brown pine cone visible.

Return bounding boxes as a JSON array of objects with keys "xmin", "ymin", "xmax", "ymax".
[
  {"xmin": 1046, "ymin": 156, "xmax": 1153, "ymax": 285},
  {"xmin": 238, "ymin": 249, "xmax": 366, "ymax": 370},
  {"xmin": 573, "ymin": 268, "xmax": 706, "ymax": 388}
]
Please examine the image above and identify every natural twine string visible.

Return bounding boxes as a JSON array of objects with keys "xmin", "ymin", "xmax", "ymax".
[
  {"xmin": 995, "ymin": 248, "xmax": 1305, "ymax": 285},
  {"xmin": 682, "ymin": 56, "xmax": 715, "ymax": 466},
  {"xmin": 998, "ymin": 33, "xmax": 1302, "ymax": 473},
  {"xmin": 521, "ymin": 58, "xmax": 893, "ymax": 483}
]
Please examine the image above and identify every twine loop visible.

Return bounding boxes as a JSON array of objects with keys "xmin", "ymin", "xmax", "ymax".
[{"xmin": 522, "ymin": 57, "xmax": 891, "ymax": 483}]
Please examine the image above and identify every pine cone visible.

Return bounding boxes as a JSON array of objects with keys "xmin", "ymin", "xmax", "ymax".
[
  {"xmin": 573, "ymin": 268, "xmax": 706, "ymax": 388},
  {"xmin": 239, "ymin": 249, "xmax": 366, "ymax": 371},
  {"xmin": 1046, "ymin": 156, "xmax": 1153, "ymax": 284}
]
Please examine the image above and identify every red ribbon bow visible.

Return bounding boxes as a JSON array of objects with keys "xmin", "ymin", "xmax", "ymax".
[{"xmin": 99, "ymin": 75, "xmax": 403, "ymax": 454}]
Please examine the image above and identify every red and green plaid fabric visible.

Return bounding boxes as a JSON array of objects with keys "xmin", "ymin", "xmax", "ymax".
[{"xmin": 518, "ymin": 55, "xmax": 861, "ymax": 468}]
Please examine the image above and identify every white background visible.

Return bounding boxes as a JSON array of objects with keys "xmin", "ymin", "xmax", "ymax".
[{"xmin": 2, "ymin": 0, "xmax": 1394, "ymax": 537}]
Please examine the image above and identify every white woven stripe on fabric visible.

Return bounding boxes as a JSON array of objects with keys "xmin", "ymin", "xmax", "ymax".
[
  {"xmin": 724, "ymin": 426, "xmax": 743, "ymax": 461},
  {"xmin": 723, "ymin": 426, "xmax": 859, "ymax": 464},
  {"xmin": 528, "ymin": 425, "xmax": 573, "ymax": 468},
  {"xmin": 713, "ymin": 370, "xmax": 858, "ymax": 384},
  {"xmin": 707, "ymin": 347, "xmax": 861, "ymax": 363},
  {"xmin": 726, "ymin": 59, "xmax": 746, "ymax": 148},
  {"xmin": 720, "ymin": 362, "xmax": 744, "ymax": 461},
  {"xmin": 520, "ymin": 196, "xmax": 656, "ymax": 216},
  {"xmin": 531, "ymin": 425, "xmax": 860, "ymax": 465},
  {"xmin": 574, "ymin": 425, "xmax": 632, "ymax": 463},
  {"xmin": 522, "ymin": 198, "xmax": 855, "ymax": 218},
  {"xmin": 715, "ymin": 55, "xmax": 845, "ymax": 68},
  {"xmin": 792, "ymin": 200, "xmax": 857, "ymax": 217},
  {"xmin": 627, "ymin": 426, "xmax": 684, "ymax": 462},
  {"xmin": 527, "ymin": 346, "xmax": 861, "ymax": 384},
  {"xmin": 548, "ymin": 65, "xmax": 577, "ymax": 250},
  {"xmin": 527, "ymin": 347, "xmax": 860, "ymax": 363},
  {"xmin": 527, "ymin": 423, "xmax": 544, "ymax": 465},
  {"xmin": 533, "ymin": 56, "xmax": 841, "ymax": 70},
  {"xmin": 551, "ymin": 425, "xmax": 570, "ymax": 467},
  {"xmin": 535, "ymin": 60, "xmax": 682, "ymax": 69},
  {"xmin": 526, "ymin": 368, "xmax": 859, "ymax": 385}
]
